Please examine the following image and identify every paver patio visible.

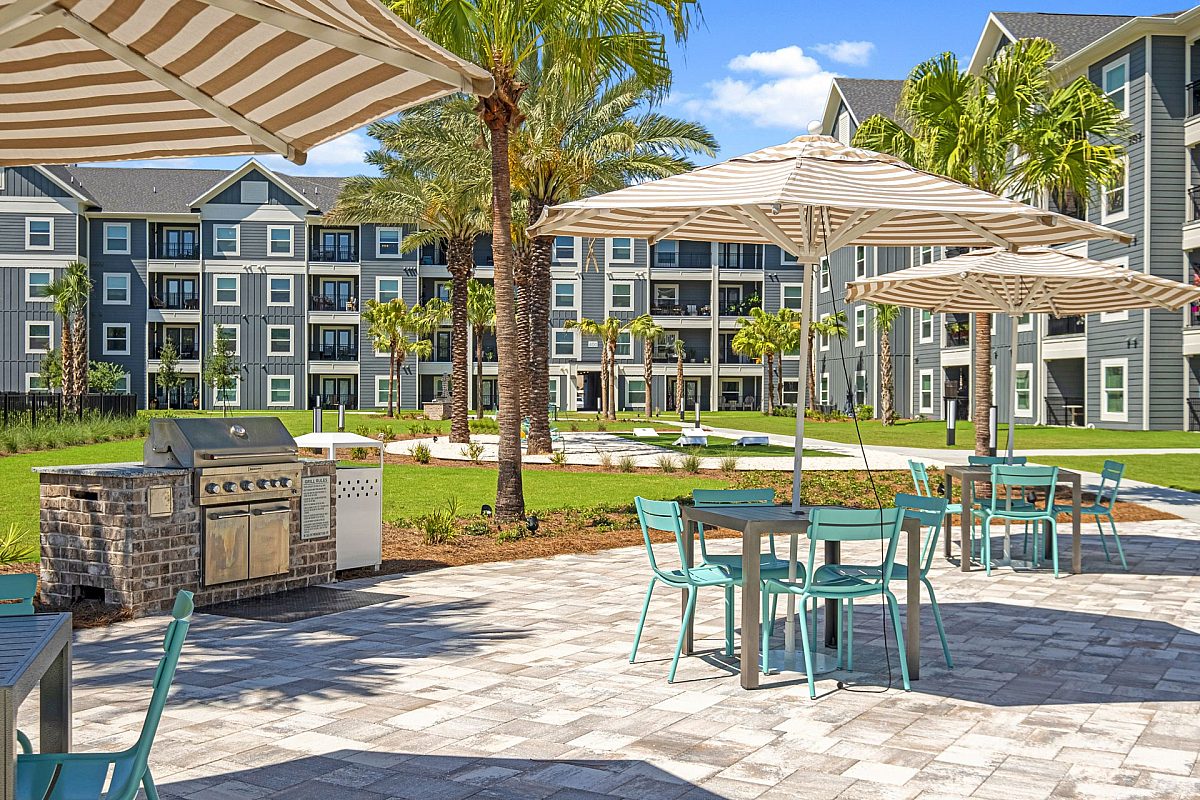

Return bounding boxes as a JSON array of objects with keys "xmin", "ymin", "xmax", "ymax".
[{"xmin": 20, "ymin": 518, "xmax": 1200, "ymax": 799}]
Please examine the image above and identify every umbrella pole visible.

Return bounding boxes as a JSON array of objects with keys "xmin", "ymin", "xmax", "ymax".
[
  {"xmin": 1008, "ymin": 314, "xmax": 1018, "ymax": 460},
  {"xmin": 784, "ymin": 260, "xmax": 816, "ymax": 663}
]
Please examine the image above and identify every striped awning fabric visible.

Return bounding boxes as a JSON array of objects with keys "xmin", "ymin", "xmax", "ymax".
[
  {"xmin": 531, "ymin": 136, "xmax": 1131, "ymax": 256},
  {"xmin": 0, "ymin": 0, "xmax": 493, "ymax": 166},
  {"xmin": 845, "ymin": 247, "xmax": 1200, "ymax": 315}
]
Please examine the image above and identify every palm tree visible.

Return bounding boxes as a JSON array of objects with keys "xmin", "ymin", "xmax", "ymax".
[
  {"xmin": 776, "ymin": 308, "xmax": 803, "ymax": 409},
  {"xmin": 364, "ymin": 300, "xmax": 405, "ymax": 417},
  {"xmin": 673, "ymin": 337, "xmax": 685, "ymax": 414},
  {"xmin": 870, "ymin": 303, "xmax": 903, "ymax": 425},
  {"xmin": 467, "ymin": 279, "xmax": 496, "ymax": 419},
  {"xmin": 565, "ymin": 317, "xmax": 623, "ymax": 420},
  {"xmin": 732, "ymin": 309, "xmax": 781, "ymax": 415},
  {"xmin": 853, "ymin": 37, "xmax": 1127, "ymax": 454},
  {"xmin": 43, "ymin": 260, "xmax": 91, "ymax": 407},
  {"xmin": 392, "ymin": 0, "xmax": 698, "ymax": 520},
  {"xmin": 808, "ymin": 311, "xmax": 848, "ymax": 408},
  {"xmin": 625, "ymin": 315, "xmax": 665, "ymax": 418}
]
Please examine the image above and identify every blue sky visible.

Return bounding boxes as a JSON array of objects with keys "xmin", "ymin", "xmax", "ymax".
[{"xmin": 101, "ymin": 1, "xmax": 1168, "ymax": 176}]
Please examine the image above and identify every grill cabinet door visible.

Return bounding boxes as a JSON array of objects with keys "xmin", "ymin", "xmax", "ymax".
[
  {"xmin": 249, "ymin": 505, "xmax": 291, "ymax": 579},
  {"xmin": 205, "ymin": 504, "xmax": 250, "ymax": 585}
]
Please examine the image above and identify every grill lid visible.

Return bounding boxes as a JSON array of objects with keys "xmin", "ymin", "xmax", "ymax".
[{"xmin": 143, "ymin": 417, "xmax": 298, "ymax": 469}]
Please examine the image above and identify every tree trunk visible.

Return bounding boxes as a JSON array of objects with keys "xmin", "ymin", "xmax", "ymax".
[
  {"xmin": 481, "ymin": 85, "xmax": 525, "ymax": 521},
  {"xmin": 776, "ymin": 352, "xmax": 784, "ymax": 409},
  {"xmin": 806, "ymin": 331, "xmax": 817, "ymax": 409},
  {"xmin": 974, "ymin": 312, "xmax": 992, "ymax": 455},
  {"xmin": 599, "ymin": 341, "xmax": 609, "ymax": 419},
  {"xmin": 525, "ymin": 218, "xmax": 553, "ymax": 454},
  {"xmin": 73, "ymin": 306, "xmax": 88, "ymax": 404},
  {"xmin": 643, "ymin": 338, "xmax": 654, "ymax": 419},
  {"xmin": 474, "ymin": 325, "xmax": 485, "ymax": 419},
  {"xmin": 675, "ymin": 351, "xmax": 684, "ymax": 413},
  {"xmin": 59, "ymin": 325, "xmax": 75, "ymax": 404},
  {"xmin": 447, "ymin": 239, "xmax": 473, "ymax": 445},
  {"xmin": 880, "ymin": 329, "xmax": 896, "ymax": 425},
  {"xmin": 514, "ymin": 247, "xmax": 531, "ymax": 424},
  {"xmin": 386, "ymin": 341, "xmax": 396, "ymax": 417},
  {"xmin": 608, "ymin": 338, "xmax": 618, "ymax": 420},
  {"xmin": 764, "ymin": 353, "xmax": 774, "ymax": 415}
]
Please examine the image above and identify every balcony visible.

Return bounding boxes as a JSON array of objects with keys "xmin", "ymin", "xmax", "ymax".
[
  {"xmin": 150, "ymin": 290, "xmax": 200, "ymax": 310},
  {"xmin": 945, "ymin": 315, "xmax": 970, "ymax": 348},
  {"xmin": 310, "ymin": 244, "xmax": 358, "ymax": 263},
  {"xmin": 718, "ymin": 301, "xmax": 759, "ymax": 318},
  {"xmin": 717, "ymin": 244, "xmax": 764, "ymax": 270},
  {"xmin": 651, "ymin": 303, "xmax": 710, "ymax": 317},
  {"xmin": 150, "ymin": 224, "xmax": 200, "ymax": 260},
  {"xmin": 309, "ymin": 343, "xmax": 358, "ymax": 361},
  {"xmin": 152, "ymin": 241, "xmax": 200, "ymax": 260},
  {"xmin": 1045, "ymin": 397, "xmax": 1085, "ymax": 427},
  {"xmin": 310, "ymin": 294, "xmax": 359, "ymax": 312},
  {"xmin": 150, "ymin": 342, "xmax": 200, "ymax": 360},
  {"xmin": 1047, "ymin": 316, "xmax": 1085, "ymax": 337}
]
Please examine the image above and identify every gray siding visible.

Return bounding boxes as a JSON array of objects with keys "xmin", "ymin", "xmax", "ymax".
[
  {"xmin": 208, "ymin": 169, "xmax": 305, "ymax": 207},
  {"xmin": 0, "ymin": 167, "xmax": 71, "ymax": 199},
  {"xmin": 0, "ymin": 266, "xmax": 58, "ymax": 391},
  {"xmin": 0, "ymin": 212, "xmax": 75, "ymax": 255}
]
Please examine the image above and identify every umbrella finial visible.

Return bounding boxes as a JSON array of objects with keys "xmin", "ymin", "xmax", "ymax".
[{"xmin": 807, "ymin": 120, "xmax": 822, "ymax": 135}]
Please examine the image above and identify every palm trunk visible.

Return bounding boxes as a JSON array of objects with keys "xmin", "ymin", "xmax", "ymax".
[
  {"xmin": 675, "ymin": 350, "xmax": 684, "ymax": 413},
  {"xmin": 447, "ymin": 239, "xmax": 473, "ymax": 445},
  {"xmin": 806, "ymin": 331, "xmax": 817, "ymax": 409},
  {"xmin": 59, "ymin": 327, "xmax": 74, "ymax": 402},
  {"xmin": 482, "ymin": 86, "xmax": 525, "ymax": 521},
  {"xmin": 764, "ymin": 353, "xmax": 774, "ymax": 415},
  {"xmin": 974, "ymin": 312, "xmax": 992, "ymax": 455},
  {"xmin": 73, "ymin": 306, "xmax": 88, "ymax": 406},
  {"xmin": 387, "ymin": 342, "xmax": 397, "ymax": 417},
  {"xmin": 474, "ymin": 325, "xmax": 485, "ymax": 419},
  {"xmin": 776, "ymin": 352, "xmax": 784, "ymax": 409},
  {"xmin": 525, "ymin": 219, "xmax": 552, "ymax": 454},
  {"xmin": 608, "ymin": 338, "xmax": 618, "ymax": 420},
  {"xmin": 880, "ymin": 329, "xmax": 896, "ymax": 425},
  {"xmin": 643, "ymin": 338, "xmax": 654, "ymax": 418},
  {"xmin": 599, "ymin": 342, "xmax": 609, "ymax": 418}
]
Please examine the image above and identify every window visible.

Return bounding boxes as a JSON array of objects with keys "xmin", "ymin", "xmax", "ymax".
[
  {"xmin": 213, "ymin": 324, "xmax": 240, "ymax": 356},
  {"xmin": 268, "ymin": 375, "xmax": 293, "ymax": 406},
  {"xmin": 240, "ymin": 180, "xmax": 268, "ymax": 204},
  {"xmin": 654, "ymin": 240, "xmax": 677, "ymax": 266},
  {"xmin": 652, "ymin": 284, "xmax": 678, "ymax": 308},
  {"xmin": 26, "ymin": 373, "xmax": 48, "ymax": 392},
  {"xmin": 1017, "ymin": 313, "xmax": 1032, "ymax": 332},
  {"xmin": 854, "ymin": 246, "xmax": 868, "ymax": 279},
  {"xmin": 215, "ymin": 381, "xmax": 239, "ymax": 406},
  {"xmin": 915, "ymin": 246, "xmax": 935, "ymax": 265},
  {"xmin": 782, "ymin": 285, "xmax": 804, "ymax": 310},
  {"xmin": 1102, "ymin": 56, "xmax": 1128, "ymax": 116},
  {"xmin": 780, "ymin": 248, "xmax": 797, "ymax": 265},
  {"xmin": 268, "ymin": 325, "xmax": 293, "ymax": 356},
  {"xmin": 854, "ymin": 370, "xmax": 867, "ymax": 407},
  {"xmin": 26, "ymin": 217, "xmax": 52, "ymax": 250},
  {"xmin": 819, "ymin": 313, "xmax": 831, "ymax": 351},
  {"xmin": 377, "ymin": 278, "xmax": 401, "ymax": 303},
  {"xmin": 615, "ymin": 331, "xmax": 632, "ymax": 358},
  {"xmin": 1103, "ymin": 159, "xmax": 1127, "ymax": 222},
  {"xmin": 102, "ymin": 323, "xmax": 130, "ymax": 355},
  {"xmin": 1015, "ymin": 363, "xmax": 1032, "ymax": 417},
  {"xmin": 854, "ymin": 306, "xmax": 867, "ymax": 346},
  {"xmin": 113, "ymin": 373, "xmax": 129, "ymax": 394},
  {"xmin": 214, "ymin": 275, "xmax": 239, "ymax": 305},
  {"xmin": 214, "ymin": 224, "xmax": 239, "ymax": 255},
  {"xmin": 554, "ymin": 330, "xmax": 576, "ymax": 357},
  {"xmin": 608, "ymin": 237, "xmax": 633, "ymax": 263},
  {"xmin": 553, "ymin": 236, "xmax": 577, "ymax": 262},
  {"xmin": 553, "ymin": 282, "xmax": 576, "ymax": 310},
  {"xmin": 547, "ymin": 377, "xmax": 559, "ymax": 403},
  {"xmin": 268, "ymin": 276, "xmax": 293, "ymax": 306},
  {"xmin": 610, "ymin": 282, "xmax": 633, "ymax": 311},
  {"xmin": 819, "ymin": 257, "xmax": 830, "ymax": 292},
  {"xmin": 103, "ymin": 222, "xmax": 131, "ymax": 255},
  {"xmin": 919, "ymin": 370, "xmax": 934, "ymax": 413},
  {"xmin": 268, "ymin": 226, "xmax": 293, "ymax": 257},
  {"xmin": 103, "ymin": 273, "xmax": 129, "ymax": 305},
  {"xmin": 919, "ymin": 310, "xmax": 933, "ymax": 343},
  {"xmin": 433, "ymin": 280, "xmax": 451, "ymax": 302},
  {"xmin": 377, "ymin": 227, "xmax": 402, "ymax": 258},
  {"xmin": 782, "ymin": 379, "xmax": 799, "ymax": 406},
  {"xmin": 1101, "ymin": 358, "xmax": 1127, "ymax": 422},
  {"xmin": 818, "ymin": 373, "xmax": 829, "ymax": 405},
  {"xmin": 25, "ymin": 269, "xmax": 52, "ymax": 301},
  {"xmin": 25, "ymin": 321, "xmax": 52, "ymax": 353},
  {"xmin": 375, "ymin": 377, "xmax": 395, "ymax": 407},
  {"xmin": 626, "ymin": 378, "xmax": 646, "ymax": 408}
]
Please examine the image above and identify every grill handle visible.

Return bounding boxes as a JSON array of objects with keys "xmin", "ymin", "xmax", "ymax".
[
  {"xmin": 208, "ymin": 511, "xmax": 251, "ymax": 520},
  {"xmin": 200, "ymin": 451, "xmax": 297, "ymax": 461},
  {"xmin": 252, "ymin": 508, "xmax": 290, "ymax": 516}
]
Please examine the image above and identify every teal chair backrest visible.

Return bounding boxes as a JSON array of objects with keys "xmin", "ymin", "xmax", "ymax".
[
  {"xmin": 988, "ymin": 465, "xmax": 1058, "ymax": 514},
  {"xmin": 968, "ymin": 455, "xmax": 1027, "ymax": 466},
  {"xmin": 894, "ymin": 493, "xmax": 947, "ymax": 574},
  {"xmin": 0, "ymin": 573, "xmax": 36, "ymax": 616},
  {"xmin": 804, "ymin": 507, "xmax": 905, "ymax": 588},
  {"xmin": 634, "ymin": 497, "xmax": 696, "ymax": 583},
  {"xmin": 1097, "ymin": 460, "xmax": 1125, "ymax": 509},
  {"xmin": 692, "ymin": 488, "xmax": 776, "ymax": 560},
  {"xmin": 909, "ymin": 461, "xmax": 933, "ymax": 497}
]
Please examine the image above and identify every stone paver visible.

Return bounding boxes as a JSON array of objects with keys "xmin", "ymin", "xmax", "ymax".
[{"xmin": 19, "ymin": 518, "xmax": 1200, "ymax": 799}]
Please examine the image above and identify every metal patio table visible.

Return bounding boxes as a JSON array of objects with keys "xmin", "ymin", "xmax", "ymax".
[
  {"xmin": 679, "ymin": 505, "xmax": 922, "ymax": 690},
  {"xmin": 1, "ymin": 613, "xmax": 72, "ymax": 800},
  {"xmin": 943, "ymin": 465, "xmax": 1083, "ymax": 574}
]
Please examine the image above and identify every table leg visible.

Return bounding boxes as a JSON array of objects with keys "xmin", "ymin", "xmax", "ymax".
[
  {"xmin": 943, "ymin": 472, "xmax": 955, "ymax": 558},
  {"xmin": 740, "ymin": 527, "xmax": 760, "ymax": 690},
  {"xmin": 961, "ymin": 478, "xmax": 974, "ymax": 572},
  {"xmin": 905, "ymin": 520, "xmax": 921, "ymax": 681},
  {"xmin": 2, "ymin": 693, "xmax": 13, "ymax": 800},
  {"xmin": 682, "ymin": 520, "xmax": 695, "ymax": 656},
  {"xmin": 824, "ymin": 541, "xmax": 840, "ymax": 649},
  {"xmin": 1072, "ymin": 478, "xmax": 1082, "ymax": 575},
  {"xmin": 40, "ymin": 638, "xmax": 71, "ymax": 753}
]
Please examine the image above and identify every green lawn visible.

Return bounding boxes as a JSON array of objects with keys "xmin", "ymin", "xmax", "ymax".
[
  {"xmin": 144, "ymin": 409, "xmax": 395, "ymax": 437},
  {"xmin": 1029, "ymin": 454, "xmax": 1200, "ymax": 495},
  {"xmin": 611, "ymin": 432, "xmax": 831, "ymax": 458},
  {"xmin": 697, "ymin": 412, "xmax": 1200, "ymax": 451}
]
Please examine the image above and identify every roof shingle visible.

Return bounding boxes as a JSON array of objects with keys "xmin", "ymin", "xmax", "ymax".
[{"xmin": 835, "ymin": 78, "xmax": 905, "ymax": 124}]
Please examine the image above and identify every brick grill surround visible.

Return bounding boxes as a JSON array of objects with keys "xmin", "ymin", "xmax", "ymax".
[{"xmin": 37, "ymin": 460, "xmax": 336, "ymax": 615}]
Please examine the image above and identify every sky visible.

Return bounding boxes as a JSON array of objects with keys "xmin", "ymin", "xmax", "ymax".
[{"xmin": 97, "ymin": 0, "xmax": 1172, "ymax": 177}]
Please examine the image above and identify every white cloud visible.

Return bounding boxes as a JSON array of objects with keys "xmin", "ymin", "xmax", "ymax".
[
  {"xmin": 679, "ymin": 45, "xmax": 838, "ymax": 130},
  {"xmin": 257, "ymin": 130, "xmax": 374, "ymax": 175},
  {"xmin": 812, "ymin": 40, "xmax": 875, "ymax": 67}
]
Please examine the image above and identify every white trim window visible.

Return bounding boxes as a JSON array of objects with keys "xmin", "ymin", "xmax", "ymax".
[
  {"xmin": 25, "ymin": 217, "xmax": 52, "ymax": 250},
  {"xmin": 240, "ymin": 180, "xmax": 268, "ymax": 204},
  {"xmin": 609, "ymin": 281, "xmax": 634, "ymax": 312},
  {"xmin": 102, "ymin": 323, "xmax": 130, "ymax": 355},
  {"xmin": 1102, "ymin": 55, "xmax": 1128, "ymax": 117},
  {"xmin": 214, "ymin": 381, "xmax": 240, "ymax": 407},
  {"xmin": 547, "ymin": 376, "xmax": 559, "ymax": 404},
  {"xmin": 267, "ymin": 225, "xmax": 294, "ymax": 257},
  {"xmin": 626, "ymin": 377, "xmax": 647, "ymax": 408},
  {"xmin": 213, "ymin": 224, "xmax": 240, "ymax": 255},
  {"xmin": 615, "ymin": 331, "xmax": 632, "ymax": 359},
  {"xmin": 1017, "ymin": 313, "xmax": 1033, "ymax": 332},
  {"xmin": 25, "ymin": 269, "xmax": 53, "ymax": 301},
  {"xmin": 652, "ymin": 283, "xmax": 678, "ymax": 309},
  {"xmin": 1102, "ymin": 158, "xmax": 1127, "ymax": 223},
  {"xmin": 213, "ymin": 275, "xmax": 239, "ymax": 305},
  {"xmin": 780, "ymin": 248, "xmax": 797, "ymax": 265},
  {"xmin": 819, "ymin": 313, "xmax": 831, "ymax": 351},
  {"xmin": 553, "ymin": 236, "xmax": 578, "ymax": 263},
  {"xmin": 213, "ymin": 323, "xmax": 240, "ymax": 356},
  {"xmin": 113, "ymin": 373, "xmax": 130, "ymax": 394},
  {"xmin": 267, "ymin": 275, "xmax": 293, "ymax": 306},
  {"xmin": 374, "ymin": 376, "xmax": 395, "ymax": 407},
  {"xmin": 432, "ymin": 280, "xmax": 451, "ymax": 303},
  {"xmin": 919, "ymin": 369, "xmax": 934, "ymax": 413},
  {"xmin": 781, "ymin": 284, "xmax": 803, "ymax": 310},
  {"xmin": 1101, "ymin": 358, "xmax": 1128, "ymax": 422},
  {"xmin": 25, "ymin": 321, "xmax": 52, "ymax": 353},
  {"xmin": 919, "ymin": 310, "xmax": 933, "ymax": 343},
  {"xmin": 1015, "ymin": 363, "xmax": 1033, "ymax": 417},
  {"xmin": 1100, "ymin": 257, "xmax": 1129, "ymax": 321},
  {"xmin": 854, "ymin": 246, "xmax": 868, "ymax": 279},
  {"xmin": 782, "ymin": 379, "xmax": 799, "ymax": 406},
  {"xmin": 607, "ymin": 237, "xmax": 634, "ymax": 263},
  {"xmin": 26, "ymin": 373, "xmax": 49, "ymax": 392},
  {"xmin": 377, "ymin": 227, "xmax": 403, "ymax": 258},
  {"xmin": 103, "ymin": 222, "xmax": 131, "ymax": 255},
  {"xmin": 268, "ymin": 375, "xmax": 294, "ymax": 406},
  {"xmin": 854, "ymin": 306, "xmax": 867, "ymax": 346},
  {"xmin": 818, "ymin": 373, "xmax": 829, "ymax": 406},
  {"xmin": 376, "ymin": 277, "xmax": 401, "ymax": 303},
  {"xmin": 553, "ymin": 329, "xmax": 577, "ymax": 358},
  {"xmin": 267, "ymin": 325, "xmax": 293, "ymax": 356},
  {"xmin": 915, "ymin": 245, "xmax": 935, "ymax": 266},
  {"xmin": 854, "ymin": 370, "xmax": 867, "ymax": 407},
  {"xmin": 819, "ymin": 257, "xmax": 830, "ymax": 292},
  {"xmin": 103, "ymin": 273, "xmax": 130, "ymax": 305},
  {"xmin": 553, "ymin": 281, "xmax": 576, "ymax": 310}
]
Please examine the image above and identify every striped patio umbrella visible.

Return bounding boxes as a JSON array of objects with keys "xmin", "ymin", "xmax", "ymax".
[
  {"xmin": 846, "ymin": 247, "xmax": 1200, "ymax": 456},
  {"xmin": 0, "ymin": 0, "xmax": 494, "ymax": 166},
  {"xmin": 531, "ymin": 132, "xmax": 1132, "ymax": 510}
]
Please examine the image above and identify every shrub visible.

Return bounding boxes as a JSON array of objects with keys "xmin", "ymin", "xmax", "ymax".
[
  {"xmin": 719, "ymin": 455, "xmax": 740, "ymax": 473},
  {"xmin": 597, "ymin": 452, "xmax": 615, "ymax": 470},
  {"xmin": 550, "ymin": 450, "xmax": 568, "ymax": 466},
  {"xmin": 772, "ymin": 405, "xmax": 797, "ymax": 417},
  {"xmin": 462, "ymin": 519, "xmax": 491, "ymax": 536},
  {"xmin": 854, "ymin": 404, "xmax": 875, "ymax": 420},
  {"xmin": 377, "ymin": 425, "xmax": 397, "ymax": 442},
  {"xmin": 495, "ymin": 525, "xmax": 526, "ymax": 543},
  {"xmin": 416, "ymin": 498, "xmax": 459, "ymax": 545},
  {"xmin": 569, "ymin": 421, "xmax": 580, "ymax": 432},
  {"xmin": 461, "ymin": 440, "xmax": 485, "ymax": 462},
  {"xmin": 681, "ymin": 452, "xmax": 702, "ymax": 474},
  {"xmin": 595, "ymin": 421, "xmax": 607, "ymax": 432},
  {"xmin": 350, "ymin": 447, "xmax": 368, "ymax": 461},
  {"xmin": 0, "ymin": 523, "xmax": 37, "ymax": 564},
  {"xmin": 656, "ymin": 454, "xmax": 678, "ymax": 473},
  {"xmin": 354, "ymin": 424, "xmax": 371, "ymax": 437},
  {"xmin": 617, "ymin": 455, "xmax": 636, "ymax": 473},
  {"xmin": 410, "ymin": 442, "xmax": 432, "ymax": 464}
]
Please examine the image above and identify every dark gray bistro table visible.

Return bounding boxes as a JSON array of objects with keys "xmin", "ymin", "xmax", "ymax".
[
  {"xmin": 678, "ymin": 505, "xmax": 922, "ymax": 690},
  {"xmin": 0, "ymin": 613, "xmax": 72, "ymax": 800}
]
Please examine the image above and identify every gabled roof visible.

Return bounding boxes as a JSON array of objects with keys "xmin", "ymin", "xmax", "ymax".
[
  {"xmin": 820, "ymin": 78, "xmax": 905, "ymax": 139},
  {"xmin": 188, "ymin": 159, "xmax": 318, "ymax": 209}
]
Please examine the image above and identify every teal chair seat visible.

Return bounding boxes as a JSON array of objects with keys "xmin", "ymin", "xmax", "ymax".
[
  {"xmin": 1050, "ymin": 459, "xmax": 1127, "ymax": 570},
  {"xmin": 660, "ymin": 564, "xmax": 738, "ymax": 585},
  {"xmin": 692, "ymin": 488, "xmax": 803, "ymax": 582}
]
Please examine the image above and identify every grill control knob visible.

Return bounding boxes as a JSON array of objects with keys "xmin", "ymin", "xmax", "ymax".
[
  {"xmin": 205, "ymin": 483, "xmax": 220, "ymax": 494},
  {"xmin": 223, "ymin": 481, "xmax": 237, "ymax": 493},
  {"xmin": 240, "ymin": 480, "xmax": 253, "ymax": 491},
  {"xmin": 279, "ymin": 477, "xmax": 292, "ymax": 488},
  {"xmin": 257, "ymin": 478, "xmax": 270, "ymax": 489}
]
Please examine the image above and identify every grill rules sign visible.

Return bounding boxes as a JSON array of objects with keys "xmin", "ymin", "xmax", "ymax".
[{"xmin": 301, "ymin": 475, "xmax": 332, "ymax": 540}]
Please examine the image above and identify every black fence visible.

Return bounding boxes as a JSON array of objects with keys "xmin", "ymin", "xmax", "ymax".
[
  {"xmin": 0, "ymin": 392, "xmax": 138, "ymax": 428},
  {"xmin": 1045, "ymin": 397, "xmax": 1085, "ymax": 427},
  {"xmin": 1190, "ymin": 399, "xmax": 1200, "ymax": 433},
  {"xmin": 310, "ymin": 394, "xmax": 359, "ymax": 411}
]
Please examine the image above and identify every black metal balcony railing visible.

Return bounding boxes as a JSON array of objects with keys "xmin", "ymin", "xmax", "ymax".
[
  {"xmin": 1046, "ymin": 397, "xmax": 1086, "ymax": 427},
  {"xmin": 153, "ymin": 242, "xmax": 200, "ymax": 259},
  {"xmin": 654, "ymin": 251, "xmax": 711, "ymax": 268},
  {"xmin": 149, "ymin": 391, "xmax": 198, "ymax": 410},
  {"xmin": 309, "ymin": 343, "xmax": 358, "ymax": 361},
  {"xmin": 1189, "ymin": 398, "xmax": 1200, "ymax": 432},
  {"xmin": 720, "ymin": 352, "xmax": 755, "ymax": 365},
  {"xmin": 311, "ymin": 393, "xmax": 358, "ymax": 410},
  {"xmin": 1189, "ymin": 80, "xmax": 1200, "ymax": 118},
  {"xmin": 1047, "ymin": 316, "xmax": 1085, "ymax": 337},
  {"xmin": 150, "ymin": 291, "xmax": 200, "ymax": 310},
  {"xmin": 150, "ymin": 344, "xmax": 199, "ymax": 360},
  {"xmin": 945, "ymin": 325, "xmax": 970, "ymax": 348},
  {"xmin": 310, "ymin": 294, "xmax": 359, "ymax": 312},
  {"xmin": 651, "ymin": 303, "xmax": 710, "ymax": 316},
  {"xmin": 310, "ymin": 245, "xmax": 358, "ymax": 262},
  {"xmin": 719, "ymin": 301, "xmax": 759, "ymax": 317}
]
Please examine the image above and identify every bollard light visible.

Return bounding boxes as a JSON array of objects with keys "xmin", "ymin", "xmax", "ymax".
[
  {"xmin": 337, "ymin": 403, "xmax": 346, "ymax": 432},
  {"xmin": 988, "ymin": 405, "xmax": 998, "ymax": 456},
  {"xmin": 945, "ymin": 398, "xmax": 957, "ymax": 446}
]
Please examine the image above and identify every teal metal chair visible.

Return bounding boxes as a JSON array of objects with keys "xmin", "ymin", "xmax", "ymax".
[
  {"xmin": 908, "ymin": 461, "xmax": 962, "ymax": 516},
  {"xmin": 760, "ymin": 507, "xmax": 910, "ymax": 698},
  {"xmin": 967, "ymin": 455, "xmax": 1028, "ymax": 467},
  {"xmin": 16, "ymin": 591, "xmax": 195, "ymax": 800},
  {"xmin": 891, "ymin": 494, "xmax": 953, "ymax": 667},
  {"xmin": 0, "ymin": 573, "xmax": 37, "ymax": 616},
  {"xmin": 1052, "ymin": 460, "xmax": 1128, "ymax": 570},
  {"xmin": 631, "ymin": 498, "xmax": 738, "ymax": 683},
  {"xmin": 972, "ymin": 465, "xmax": 1060, "ymax": 577},
  {"xmin": 692, "ymin": 489, "xmax": 799, "ymax": 581}
]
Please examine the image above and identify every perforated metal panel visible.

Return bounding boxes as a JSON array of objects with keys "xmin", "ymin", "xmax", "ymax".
[{"xmin": 335, "ymin": 467, "xmax": 382, "ymax": 571}]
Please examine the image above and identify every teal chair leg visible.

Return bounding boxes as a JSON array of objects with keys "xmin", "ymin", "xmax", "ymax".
[
  {"xmin": 1095, "ymin": 515, "xmax": 1112, "ymax": 562},
  {"xmin": 668, "ymin": 586, "xmax": 696, "ymax": 683},
  {"xmin": 1048, "ymin": 520, "xmax": 1059, "ymax": 579},
  {"xmin": 1108, "ymin": 515, "xmax": 1128, "ymax": 570},
  {"xmin": 629, "ymin": 578, "xmax": 656, "ymax": 663},
  {"xmin": 761, "ymin": 588, "xmax": 772, "ymax": 675},
  {"xmin": 922, "ymin": 577, "xmax": 953, "ymax": 668},
  {"xmin": 15, "ymin": 730, "xmax": 32, "ymax": 755},
  {"xmin": 724, "ymin": 585, "xmax": 734, "ymax": 658},
  {"xmin": 884, "ymin": 590, "xmax": 911, "ymax": 692},
  {"xmin": 981, "ymin": 519, "xmax": 992, "ymax": 576},
  {"xmin": 144, "ymin": 769, "xmax": 161, "ymax": 800},
  {"xmin": 845, "ymin": 599, "xmax": 854, "ymax": 672},
  {"xmin": 796, "ymin": 595, "xmax": 817, "ymax": 699}
]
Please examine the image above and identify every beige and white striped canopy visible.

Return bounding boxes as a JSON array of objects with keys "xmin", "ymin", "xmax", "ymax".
[
  {"xmin": 0, "ymin": 0, "xmax": 493, "ymax": 166},
  {"xmin": 531, "ymin": 135, "xmax": 1130, "ymax": 256},
  {"xmin": 845, "ymin": 247, "xmax": 1200, "ymax": 316}
]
